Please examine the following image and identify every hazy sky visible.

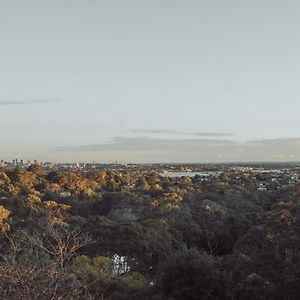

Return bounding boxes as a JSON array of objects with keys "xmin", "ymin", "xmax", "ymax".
[{"xmin": 1, "ymin": 0, "xmax": 300, "ymax": 162}]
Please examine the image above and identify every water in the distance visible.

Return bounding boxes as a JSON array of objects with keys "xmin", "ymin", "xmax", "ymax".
[{"xmin": 160, "ymin": 171, "xmax": 219, "ymax": 178}]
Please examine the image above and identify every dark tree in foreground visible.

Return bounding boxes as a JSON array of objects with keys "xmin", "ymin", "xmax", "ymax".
[{"xmin": 156, "ymin": 248, "xmax": 232, "ymax": 300}]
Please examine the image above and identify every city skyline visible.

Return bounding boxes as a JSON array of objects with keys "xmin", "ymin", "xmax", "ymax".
[{"xmin": 1, "ymin": 1, "xmax": 300, "ymax": 162}]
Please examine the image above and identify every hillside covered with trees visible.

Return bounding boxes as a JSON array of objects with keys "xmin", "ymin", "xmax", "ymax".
[{"xmin": 0, "ymin": 165, "xmax": 300, "ymax": 299}]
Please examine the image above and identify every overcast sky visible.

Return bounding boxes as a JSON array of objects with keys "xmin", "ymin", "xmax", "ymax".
[{"xmin": 1, "ymin": 0, "xmax": 300, "ymax": 163}]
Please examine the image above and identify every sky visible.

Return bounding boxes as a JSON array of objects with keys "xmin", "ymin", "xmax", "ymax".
[{"xmin": 1, "ymin": 0, "xmax": 300, "ymax": 163}]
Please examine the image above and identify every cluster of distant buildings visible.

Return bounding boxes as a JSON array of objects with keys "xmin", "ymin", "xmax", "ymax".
[
  {"xmin": 0, "ymin": 159, "xmax": 39, "ymax": 169},
  {"xmin": 0, "ymin": 159, "xmax": 62, "ymax": 170},
  {"xmin": 0, "ymin": 159, "xmax": 132, "ymax": 172}
]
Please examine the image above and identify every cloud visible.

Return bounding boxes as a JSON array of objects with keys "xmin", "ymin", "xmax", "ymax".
[
  {"xmin": 55, "ymin": 136, "xmax": 300, "ymax": 163},
  {"xmin": 0, "ymin": 99, "xmax": 61, "ymax": 105},
  {"xmin": 131, "ymin": 129, "xmax": 234, "ymax": 137},
  {"xmin": 193, "ymin": 132, "xmax": 234, "ymax": 137},
  {"xmin": 132, "ymin": 129, "xmax": 179, "ymax": 135},
  {"xmin": 58, "ymin": 136, "xmax": 237, "ymax": 152},
  {"xmin": 247, "ymin": 137, "xmax": 300, "ymax": 145},
  {"xmin": 55, "ymin": 137, "xmax": 240, "ymax": 163}
]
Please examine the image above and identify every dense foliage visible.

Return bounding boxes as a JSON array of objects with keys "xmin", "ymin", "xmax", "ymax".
[{"xmin": 0, "ymin": 165, "xmax": 300, "ymax": 299}]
